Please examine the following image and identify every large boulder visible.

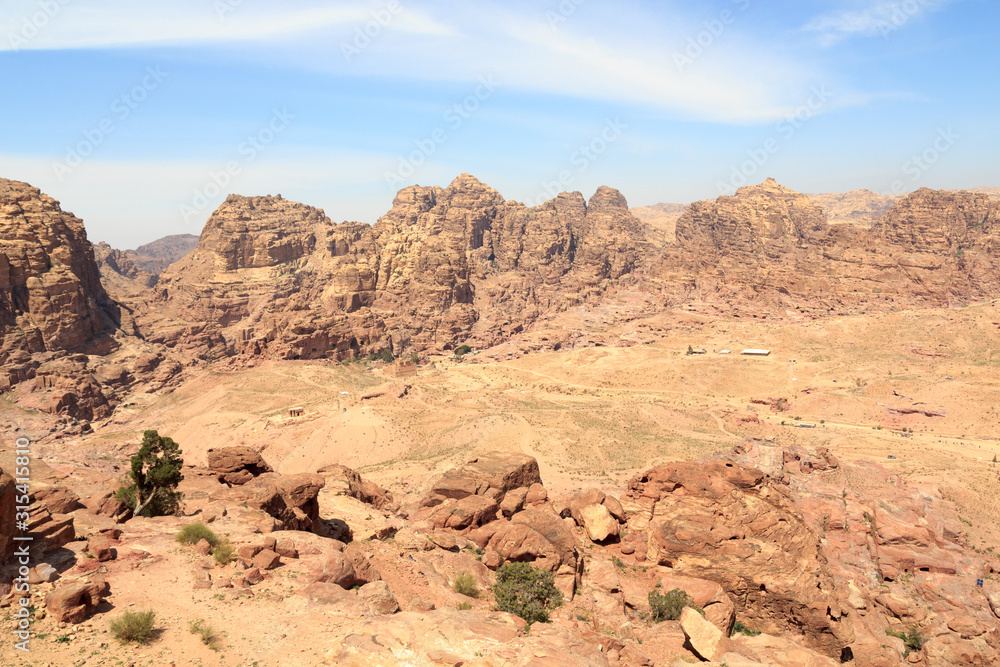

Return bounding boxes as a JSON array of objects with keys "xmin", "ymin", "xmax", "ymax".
[
  {"xmin": 31, "ymin": 483, "xmax": 81, "ymax": 514},
  {"xmin": 470, "ymin": 506, "xmax": 580, "ymax": 597},
  {"xmin": 680, "ymin": 606, "xmax": 724, "ymax": 661},
  {"xmin": 239, "ymin": 473, "xmax": 325, "ymax": 532},
  {"xmin": 45, "ymin": 580, "xmax": 110, "ymax": 623},
  {"xmin": 579, "ymin": 503, "xmax": 619, "ymax": 543},
  {"xmin": 207, "ymin": 446, "xmax": 272, "ymax": 485},
  {"xmin": 317, "ymin": 463, "xmax": 398, "ymax": 512},
  {"xmin": 429, "ymin": 495, "xmax": 498, "ymax": 531},
  {"xmin": 419, "ymin": 453, "xmax": 541, "ymax": 508}
]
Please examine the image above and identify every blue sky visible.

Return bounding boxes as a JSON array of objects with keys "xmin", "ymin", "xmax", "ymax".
[{"xmin": 1, "ymin": 0, "xmax": 997, "ymax": 248}]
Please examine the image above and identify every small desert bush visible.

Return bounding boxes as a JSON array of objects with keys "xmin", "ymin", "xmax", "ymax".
[
  {"xmin": 886, "ymin": 626, "xmax": 925, "ymax": 654},
  {"xmin": 648, "ymin": 588, "xmax": 702, "ymax": 622},
  {"xmin": 189, "ymin": 619, "xmax": 221, "ymax": 651},
  {"xmin": 176, "ymin": 523, "xmax": 218, "ymax": 548},
  {"xmin": 212, "ymin": 539, "xmax": 236, "ymax": 565},
  {"xmin": 110, "ymin": 610, "xmax": 157, "ymax": 644},
  {"xmin": 453, "ymin": 572, "xmax": 480, "ymax": 598},
  {"xmin": 491, "ymin": 562, "xmax": 563, "ymax": 624},
  {"xmin": 733, "ymin": 620, "xmax": 762, "ymax": 636},
  {"xmin": 456, "ymin": 601, "xmax": 472, "ymax": 610}
]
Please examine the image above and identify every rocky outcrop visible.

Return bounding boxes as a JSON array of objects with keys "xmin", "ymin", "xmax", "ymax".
[
  {"xmin": 0, "ymin": 179, "xmax": 125, "ymax": 419},
  {"xmin": 619, "ymin": 441, "xmax": 1000, "ymax": 666},
  {"xmin": 676, "ymin": 177, "xmax": 828, "ymax": 257},
  {"xmin": 418, "ymin": 453, "xmax": 541, "ymax": 509},
  {"xmin": 45, "ymin": 579, "xmax": 110, "ymax": 623},
  {"xmin": 0, "ymin": 179, "xmax": 119, "ymax": 365},
  {"xmin": 207, "ymin": 446, "xmax": 273, "ymax": 485},
  {"xmin": 874, "ymin": 188, "xmax": 999, "ymax": 252},
  {"xmin": 236, "ymin": 473, "xmax": 325, "ymax": 532}
]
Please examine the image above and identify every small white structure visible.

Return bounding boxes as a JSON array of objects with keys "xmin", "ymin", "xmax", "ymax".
[
  {"xmin": 741, "ymin": 349, "xmax": 771, "ymax": 356},
  {"xmin": 719, "ymin": 350, "xmax": 731, "ymax": 354}
]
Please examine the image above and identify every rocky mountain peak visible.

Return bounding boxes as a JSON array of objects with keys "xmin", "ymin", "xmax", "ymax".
[
  {"xmin": 190, "ymin": 194, "xmax": 331, "ymax": 271},
  {"xmin": 874, "ymin": 187, "xmax": 998, "ymax": 251},
  {"xmin": 587, "ymin": 185, "xmax": 629, "ymax": 212},
  {"xmin": 675, "ymin": 178, "xmax": 828, "ymax": 255}
]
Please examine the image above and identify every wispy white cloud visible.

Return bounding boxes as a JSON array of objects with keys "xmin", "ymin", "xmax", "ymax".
[
  {"xmin": 803, "ymin": 0, "xmax": 955, "ymax": 46},
  {"xmin": 0, "ymin": 0, "xmax": 452, "ymax": 51},
  {"xmin": 1, "ymin": 0, "xmax": 865, "ymax": 124}
]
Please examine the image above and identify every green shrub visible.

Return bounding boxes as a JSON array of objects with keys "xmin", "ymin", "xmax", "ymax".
[
  {"xmin": 453, "ymin": 572, "xmax": 480, "ymax": 598},
  {"xmin": 648, "ymin": 588, "xmax": 702, "ymax": 622},
  {"xmin": 176, "ymin": 523, "xmax": 218, "ymax": 548},
  {"xmin": 189, "ymin": 619, "xmax": 221, "ymax": 651},
  {"xmin": 455, "ymin": 344, "xmax": 472, "ymax": 357},
  {"xmin": 212, "ymin": 539, "xmax": 236, "ymax": 565},
  {"xmin": 886, "ymin": 626, "xmax": 925, "ymax": 654},
  {"xmin": 110, "ymin": 610, "xmax": 157, "ymax": 644},
  {"xmin": 491, "ymin": 562, "xmax": 563, "ymax": 624},
  {"xmin": 733, "ymin": 620, "xmax": 761, "ymax": 636},
  {"xmin": 456, "ymin": 601, "xmax": 472, "ymax": 610}
]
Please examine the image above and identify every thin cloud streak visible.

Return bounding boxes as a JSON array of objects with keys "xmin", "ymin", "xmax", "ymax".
[{"xmin": 803, "ymin": 0, "xmax": 956, "ymax": 46}]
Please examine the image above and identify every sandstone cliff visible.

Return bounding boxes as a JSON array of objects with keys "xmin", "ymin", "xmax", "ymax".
[
  {"xmin": 149, "ymin": 174, "xmax": 644, "ymax": 361},
  {"xmin": 655, "ymin": 179, "xmax": 1000, "ymax": 316},
  {"xmin": 0, "ymin": 179, "xmax": 119, "ymax": 366}
]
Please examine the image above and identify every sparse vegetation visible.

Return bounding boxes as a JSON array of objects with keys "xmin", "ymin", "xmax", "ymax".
[
  {"xmin": 886, "ymin": 626, "xmax": 925, "ymax": 655},
  {"xmin": 189, "ymin": 619, "xmax": 222, "ymax": 651},
  {"xmin": 110, "ymin": 610, "xmax": 157, "ymax": 644},
  {"xmin": 456, "ymin": 601, "xmax": 473, "ymax": 610},
  {"xmin": 648, "ymin": 588, "xmax": 702, "ymax": 622},
  {"xmin": 453, "ymin": 572, "xmax": 480, "ymax": 598},
  {"xmin": 455, "ymin": 344, "xmax": 473, "ymax": 357},
  {"xmin": 491, "ymin": 562, "xmax": 563, "ymax": 624},
  {"xmin": 212, "ymin": 539, "xmax": 236, "ymax": 565},
  {"xmin": 115, "ymin": 430, "xmax": 184, "ymax": 517},
  {"xmin": 176, "ymin": 522, "xmax": 218, "ymax": 548},
  {"xmin": 733, "ymin": 620, "xmax": 762, "ymax": 636}
]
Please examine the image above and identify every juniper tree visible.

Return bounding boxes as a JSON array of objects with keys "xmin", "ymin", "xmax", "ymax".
[{"xmin": 115, "ymin": 430, "xmax": 184, "ymax": 517}]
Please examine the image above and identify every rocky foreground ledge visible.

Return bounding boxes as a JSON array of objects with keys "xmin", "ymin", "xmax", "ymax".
[{"xmin": 2, "ymin": 440, "xmax": 999, "ymax": 666}]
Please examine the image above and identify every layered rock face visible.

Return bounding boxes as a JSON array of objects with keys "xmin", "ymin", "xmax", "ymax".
[
  {"xmin": 659, "ymin": 180, "xmax": 1000, "ymax": 315},
  {"xmin": 0, "ymin": 179, "xmax": 118, "ymax": 368},
  {"xmin": 676, "ymin": 177, "xmax": 829, "ymax": 255},
  {"xmin": 0, "ymin": 180, "xmax": 127, "ymax": 420},
  {"xmin": 874, "ymin": 188, "xmax": 999, "ymax": 252},
  {"xmin": 150, "ymin": 174, "xmax": 644, "ymax": 361}
]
